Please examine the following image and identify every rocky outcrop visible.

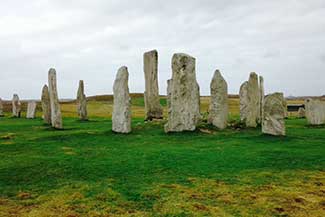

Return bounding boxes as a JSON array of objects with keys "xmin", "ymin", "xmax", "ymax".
[
  {"xmin": 208, "ymin": 70, "xmax": 228, "ymax": 129},
  {"xmin": 12, "ymin": 94, "xmax": 21, "ymax": 118},
  {"xmin": 48, "ymin": 68, "xmax": 63, "ymax": 129},
  {"xmin": 262, "ymin": 92, "xmax": 286, "ymax": 136},
  {"xmin": 112, "ymin": 66, "xmax": 131, "ymax": 133},
  {"xmin": 144, "ymin": 50, "xmax": 163, "ymax": 120},
  {"xmin": 26, "ymin": 101, "xmax": 37, "ymax": 119},
  {"xmin": 41, "ymin": 85, "xmax": 51, "ymax": 125},
  {"xmin": 305, "ymin": 98, "xmax": 325, "ymax": 125},
  {"xmin": 77, "ymin": 80, "xmax": 88, "ymax": 120},
  {"xmin": 164, "ymin": 53, "xmax": 201, "ymax": 132}
]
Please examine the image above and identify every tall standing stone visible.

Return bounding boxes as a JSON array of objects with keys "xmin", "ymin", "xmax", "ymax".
[
  {"xmin": 48, "ymin": 68, "xmax": 63, "ymax": 129},
  {"xmin": 297, "ymin": 107, "xmax": 305, "ymax": 118},
  {"xmin": 166, "ymin": 79, "xmax": 173, "ymax": 113},
  {"xmin": 164, "ymin": 53, "xmax": 201, "ymax": 133},
  {"xmin": 208, "ymin": 70, "xmax": 228, "ymax": 129},
  {"xmin": 144, "ymin": 50, "xmax": 163, "ymax": 120},
  {"xmin": 239, "ymin": 81, "xmax": 249, "ymax": 122},
  {"xmin": 12, "ymin": 94, "xmax": 21, "ymax": 118},
  {"xmin": 112, "ymin": 66, "xmax": 131, "ymax": 133},
  {"xmin": 0, "ymin": 98, "xmax": 4, "ymax": 117},
  {"xmin": 259, "ymin": 76, "xmax": 265, "ymax": 123},
  {"xmin": 77, "ymin": 80, "xmax": 88, "ymax": 120},
  {"xmin": 41, "ymin": 85, "xmax": 51, "ymax": 125},
  {"xmin": 262, "ymin": 92, "xmax": 286, "ymax": 136},
  {"xmin": 26, "ymin": 101, "xmax": 37, "ymax": 119},
  {"xmin": 305, "ymin": 98, "xmax": 325, "ymax": 125}
]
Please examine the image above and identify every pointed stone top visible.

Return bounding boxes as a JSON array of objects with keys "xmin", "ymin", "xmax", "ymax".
[
  {"xmin": 116, "ymin": 66, "xmax": 129, "ymax": 79},
  {"xmin": 249, "ymin": 72, "xmax": 258, "ymax": 78},
  {"xmin": 42, "ymin": 84, "xmax": 48, "ymax": 89},
  {"xmin": 49, "ymin": 68, "xmax": 56, "ymax": 74}
]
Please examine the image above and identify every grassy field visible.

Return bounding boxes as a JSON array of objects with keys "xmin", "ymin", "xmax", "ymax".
[{"xmin": 1, "ymin": 97, "xmax": 325, "ymax": 216}]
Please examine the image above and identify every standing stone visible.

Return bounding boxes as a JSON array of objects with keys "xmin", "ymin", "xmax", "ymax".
[
  {"xmin": 305, "ymin": 98, "xmax": 325, "ymax": 125},
  {"xmin": 41, "ymin": 85, "xmax": 51, "ymax": 125},
  {"xmin": 239, "ymin": 81, "xmax": 249, "ymax": 122},
  {"xmin": 26, "ymin": 101, "xmax": 37, "ymax": 119},
  {"xmin": 0, "ymin": 98, "xmax": 4, "ymax": 117},
  {"xmin": 262, "ymin": 92, "xmax": 286, "ymax": 136},
  {"xmin": 77, "ymin": 80, "xmax": 88, "ymax": 120},
  {"xmin": 166, "ymin": 79, "xmax": 173, "ymax": 113},
  {"xmin": 48, "ymin": 68, "xmax": 63, "ymax": 129},
  {"xmin": 12, "ymin": 94, "xmax": 21, "ymax": 118},
  {"xmin": 164, "ymin": 53, "xmax": 201, "ymax": 132},
  {"xmin": 144, "ymin": 50, "xmax": 163, "ymax": 120},
  {"xmin": 208, "ymin": 70, "xmax": 228, "ymax": 129},
  {"xmin": 112, "ymin": 66, "xmax": 131, "ymax": 133},
  {"xmin": 246, "ymin": 72, "xmax": 260, "ymax": 127},
  {"xmin": 259, "ymin": 76, "xmax": 265, "ymax": 123},
  {"xmin": 297, "ymin": 107, "xmax": 305, "ymax": 118}
]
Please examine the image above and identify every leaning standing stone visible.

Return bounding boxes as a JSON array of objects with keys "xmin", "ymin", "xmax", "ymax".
[
  {"xmin": 12, "ymin": 94, "xmax": 21, "ymax": 118},
  {"xmin": 41, "ymin": 85, "xmax": 51, "ymax": 124},
  {"xmin": 259, "ymin": 76, "xmax": 265, "ymax": 123},
  {"xmin": 0, "ymin": 98, "xmax": 4, "ymax": 117},
  {"xmin": 305, "ymin": 98, "xmax": 325, "ymax": 125},
  {"xmin": 262, "ymin": 92, "xmax": 286, "ymax": 136},
  {"xmin": 164, "ymin": 53, "xmax": 201, "ymax": 132},
  {"xmin": 208, "ymin": 70, "xmax": 228, "ymax": 129},
  {"xmin": 48, "ymin": 68, "xmax": 63, "ymax": 129},
  {"xmin": 112, "ymin": 66, "xmax": 131, "ymax": 133},
  {"xmin": 26, "ymin": 101, "xmax": 37, "ymax": 119},
  {"xmin": 144, "ymin": 50, "xmax": 163, "ymax": 120},
  {"xmin": 77, "ymin": 80, "xmax": 88, "ymax": 120}
]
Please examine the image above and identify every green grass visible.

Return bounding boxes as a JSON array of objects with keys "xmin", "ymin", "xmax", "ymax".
[{"xmin": 0, "ymin": 116, "xmax": 325, "ymax": 216}]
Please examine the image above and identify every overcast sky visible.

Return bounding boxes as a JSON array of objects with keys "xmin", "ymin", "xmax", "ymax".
[{"xmin": 1, "ymin": 0, "xmax": 325, "ymax": 99}]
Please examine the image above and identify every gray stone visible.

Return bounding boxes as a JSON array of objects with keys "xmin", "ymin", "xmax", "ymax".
[
  {"xmin": 41, "ymin": 85, "xmax": 51, "ymax": 125},
  {"xmin": 259, "ymin": 76, "xmax": 265, "ymax": 123},
  {"xmin": 77, "ymin": 80, "xmax": 88, "ymax": 120},
  {"xmin": 297, "ymin": 107, "xmax": 305, "ymax": 118},
  {"xmin": 164, "ymin": 53, "xmax": 201, "ymax": 132},
  {"xmin": 0, "ymin": 98, "xmax": 3, "ymax": 117},
  {"xmin": 262, "ymin": 92, "xmax": 286, "ymax": 136},
  {"xmin": 208, "ymin": 70, "xmax": 228, "ymax": 129},
  {"xmin": 12, "ymin": 94, "xmax": 21, "ymax": 117},
  {"xmin": 239, "ymin": 81, "xmax": 249, "ymax": 122},
  {"xmin": 144, "ymin": 50, "xmax": 163, "ymax": 120},
  {"xmin": 48, "ymin": 68, "xmax": 63, "ymax": 129},
  {"xmin": 112, "ymin": 66, "xmax": 131, "ymax": 133},
  {"xmin": 305, "ymin": 98, "xmax": 325, "ymax": 125},
  {"xmin": 166, "ymin": 79, "xmax": 173, "ymax": 113},
  {"xmin": 26, "ymin": 101, "xmax": 37, "ymax": 119}
]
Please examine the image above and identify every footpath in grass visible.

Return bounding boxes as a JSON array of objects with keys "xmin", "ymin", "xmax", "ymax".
[{"xmin": 0, "ymin": 117, "xmax": 325, "ymax": 216}]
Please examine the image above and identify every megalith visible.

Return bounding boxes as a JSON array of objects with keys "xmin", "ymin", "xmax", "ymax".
[
  {"xmin": 77, "ymin": 80, "xmax": 88, "ymax": 121},
  {"xmin": 164, "ymin": 53, "xmax": 201, "ymax": 132},
  {"xmin": 144, "ymin": 50, "xmax": 163, "ymax": 120},
  {"xmin": 41, "ymin": 85, "xmax": 51, "ymax": 125},
  {"xmin": 262, "ymin": 92, "xmax": 286, "ymax": 136},
  {"xmin": 26, "ymin": 101, "xmax": 37, "ymax": 119},
  {"xmin": 48, "ymin": 68, "xmax": 63, "ymax": 129},
  {"xmin": 259, "ymin": 76, "xmax": 265, "ymax": 123},
  {"xmin": 12, "ymin": 94, "xmax": 21, "ymax": 117},
  {"xmin": 0, "ymin": 98, "xmax": 4, "ymax": 117},
  {"xmin": 297, "ymin": 107, "xmax": 305, "ymax": 118},
  {"xmin": 208, "ymin": 70, "xmax": 228, "ymax": 129},
  {"xmin": 112, "ymin": 66, "xmax": 131, "ymax": 133},
  {"xmin": 305, "ymin": 98, "xmax": 325, "ymax": 125},
  {"xmin": 239, "ymin": 81, "xmax": 249, "ymax": 122}
]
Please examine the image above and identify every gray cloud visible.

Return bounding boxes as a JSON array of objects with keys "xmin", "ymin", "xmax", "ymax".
[{"xmin": 1, "ymin": 0, "xmax": 325, "ymax": 99}]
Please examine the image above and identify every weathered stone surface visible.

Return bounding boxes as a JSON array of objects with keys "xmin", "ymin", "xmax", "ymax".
[
  {"xmin": 48, "ymin": 68, "xmax": 63, "ymax": 129},
  {"xmin": 112, "ymin": 66, "xmax": 131, "ymax": 133},
  {"xmin": 259, "ymin": 76, "xmax": 265, "ymax": 123},
  {"xmin": 239, "ymin": 81, "xmax": 249, "ymax": 122},
  {"xmin": 246, "ymin": 72, "xmax": 260, "ymax": 127},
  {"xmin": 12, "ymin": 94, "xmax": 21, "ymax": 117},
  {"xmin": 164, "ymin": 53, "xmax": 201, "ymax": 132},
  {"xmin": 297, "ymin": 107, "xmax": 305, "ymax": 118},
  {"xmin": 41, "ymin": 85, "xmax": 51, "ymax": 124},
  {"xmin": 262, "ymin": 92, "xmax": 286, "ymax": 136},
  {"xmin": 208, "ymin": 70, "xmax": 228, "ymax": 129},
  {"xmin": 77, "ymin": 80, "xmax": 88, "ymax": 120},
  {"xmin": 166, "ymin": 79, "xmax": 173, "ymax": 113},
  {"xmin": 144, "ymin": 50, "xmax": 163, "ymax": 120},
  {"xmin": 0, "ymin": 98, "xmax": 4, "ymax": 117},
  {"xmin": 26, "ymin": 101, "xmax": 37, "ymax": 119},
  {"xmin": 305, "ymin": 98, "xmax": 325, "ymax": 125}
]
